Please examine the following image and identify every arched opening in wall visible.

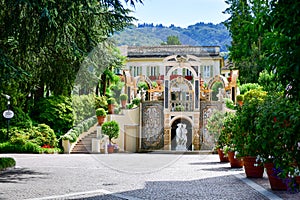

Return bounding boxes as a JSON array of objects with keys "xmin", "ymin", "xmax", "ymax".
[
  {"xmin": 137, "ymin": 80, "xmax": 150, "ymax": 101},
  {"xmin": 171, "ymin": 118, "xmax": 192, "ymax": 151},
  {"xmin": 170, "ymin": 77, "xmax": 194, "ymax": 111},
  {"xmin": 211, "ymin": 81, "xmax": 223, "ymax": 101}
]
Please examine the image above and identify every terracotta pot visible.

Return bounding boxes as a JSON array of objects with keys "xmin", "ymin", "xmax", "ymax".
[
  {"xmin": 97, "ymin": 116, "xmax": 105, "ymax": 126},
  {"xmin": 237, "ymin": 100, "xmax": 243, "ymax": 106},
  {"xmin": 108, "ymin": 145, "xmax": 114, "ymax": 153},
  {"xmin": 121, "ymin": 100, "xmax": 127, "ymax": 109},
  {"xmin": 295, "ymin": 176, "xmax": 300, "ymax": 187},
  {"xmin": 228, "ymin": 151, "xmax": 243, "ymax": 168},
  {"xmin": 243, "ymin": 156, "xmax": 264, "ymax": 178},
  {"xmin": 108, "ymin": 104, "xmax": 115, "ymax": 114},
  {"xmin": 264, "ymin": 162, "xmax": 288, "ymax": 190},
  {"xmin": 217, "ymin": 149, "xmax": 229, "ymax": 162}
]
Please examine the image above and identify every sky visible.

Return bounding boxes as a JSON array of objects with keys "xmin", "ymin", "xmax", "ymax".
[{"xmin": 123, "ymin": 0, "xmax": 230, "ymax": 28}]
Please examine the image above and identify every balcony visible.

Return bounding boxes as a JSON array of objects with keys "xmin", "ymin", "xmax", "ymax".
[{"xmin": 170, "ymin": 101, "xmax": 194, "ymax": 112}]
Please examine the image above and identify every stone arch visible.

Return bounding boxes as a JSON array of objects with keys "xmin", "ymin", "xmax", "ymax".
[
  {"xmin": 134, "ymin": 75, "xmax": 153, "ymax": 100},
  {"xmin": 135, "ymin": 75, "xmax": 153, "ymax": 90},
  {"xmin": 163, "ymin": 55, "xmax": 200, "ymax": 79},
  {"xmin": 169, "ymin": 77, "xmax": 194, "ymax": 111},
  {"xmin": 170, "ymin": 77, "xmax": 194, "ymax": 91},
  {"xmin": 207, "ymin": 75, "xmax": 228, "ymax": 101},
  {"xmin": 170, "ymin": 116, "xmax": 193, "ymax": 151}
]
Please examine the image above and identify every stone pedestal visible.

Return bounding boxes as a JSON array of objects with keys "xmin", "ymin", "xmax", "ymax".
[{"xmin": 92, "ymin": 139, "xmax": 101, "ymax": 153}]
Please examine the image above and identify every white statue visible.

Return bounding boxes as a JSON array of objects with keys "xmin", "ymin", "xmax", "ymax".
[
  {"xmin": 176, "ymin": 123, "xmax": 187, "ymax": 151},
  {"xmin": 136, "ymin": 91, "xmax": 141, "ymax": 99},
  {"xmin": 141, "ymin": 88, "xmax": 146, "ymax": 101}
]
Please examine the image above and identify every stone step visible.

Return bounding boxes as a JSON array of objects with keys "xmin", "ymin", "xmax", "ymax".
[{"xmin": 71, "ymin": 129, "xmax": 97, "ymax": 154}]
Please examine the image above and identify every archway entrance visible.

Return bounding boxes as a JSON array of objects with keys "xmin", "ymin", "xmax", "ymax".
[{"xmin": 171, "ymin": 118, "xmax": 192, "ymax": 151}]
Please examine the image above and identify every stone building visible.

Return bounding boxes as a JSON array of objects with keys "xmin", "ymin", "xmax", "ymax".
[{"xmin": 111, "ymin": 45, "xmax": 238, "ymax": 152}]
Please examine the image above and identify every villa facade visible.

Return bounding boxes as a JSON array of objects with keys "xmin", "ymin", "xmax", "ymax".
[{"xmin": 111, "ymin": 45, "xmax": 238, "ymax": 152}]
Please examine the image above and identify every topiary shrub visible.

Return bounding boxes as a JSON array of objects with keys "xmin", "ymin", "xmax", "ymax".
[
  {"xmin": 102, "ymin": 120, "xmax": 120, "ymax": 144},
  {"xmin": 107, "ymin": 97, "xmax": 116, "ymax": 105},
  {"xmin": 0, "ymin": 157, "xmax": 16, "ymax": 170}
]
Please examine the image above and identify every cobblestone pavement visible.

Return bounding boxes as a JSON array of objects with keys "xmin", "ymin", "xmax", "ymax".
[{"xmin": 0, "ymin": 153, "xmax": 299, "ymax": 200}]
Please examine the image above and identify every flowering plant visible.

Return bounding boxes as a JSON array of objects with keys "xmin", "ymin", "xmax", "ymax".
[{"xmin": 255, "ymin": 93, "xmax": 300, "ymax": 178}]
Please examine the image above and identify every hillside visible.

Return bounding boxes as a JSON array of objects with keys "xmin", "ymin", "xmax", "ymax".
[{"xmin": 112, "ymin": 22, "xmax": 231, "ymax": 52}]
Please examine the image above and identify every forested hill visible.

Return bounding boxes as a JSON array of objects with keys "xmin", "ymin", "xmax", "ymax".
[{"xmin": 112, "ymin": 22, "xmax": 231, "ymax": 52}]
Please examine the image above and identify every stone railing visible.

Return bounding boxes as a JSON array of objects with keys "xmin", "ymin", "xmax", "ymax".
[{"xmin": 170, "ymin": 101, "xmax": 194, "ymax": 112}]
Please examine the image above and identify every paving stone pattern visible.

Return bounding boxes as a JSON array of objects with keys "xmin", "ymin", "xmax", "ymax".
[{"xmin": 0, "ymin": 154, "xmax": 299, "ymax": 199}]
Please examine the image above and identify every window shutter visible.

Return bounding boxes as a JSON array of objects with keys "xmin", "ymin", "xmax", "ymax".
[
  {"xmin": 210, "ymin": 65, "xmax": 213, "ymax": 78},
  {"xmin": 200, "ymin": 65, "xmax": 204, "ymax": 78}
]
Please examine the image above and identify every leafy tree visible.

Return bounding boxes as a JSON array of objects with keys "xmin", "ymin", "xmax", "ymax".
[
  {"xmin": 223, "ymin": 0, "xmax": 268, "ymax": 84},
  {"xmin": 0, "ymin": 0, "xmax": 143, "ymax": 128},
  {"xmin": 0, "ymin": 0, "xmax": 141, "ymax": 97},
  {"xmin": 161, "ymin": 35, "xmax": 182, "ymax": 45},
  {"xmin": 225, "ymin": 0, "xmax": 300, "ymax": 101},
  {"xmin": 263, "ymin": 0, "xmax": 300, "ymax": 100}
]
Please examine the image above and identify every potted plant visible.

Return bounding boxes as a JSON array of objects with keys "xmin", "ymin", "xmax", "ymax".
[
  {"xmin": 221, "ymin": 113, "xmax": 243, "ymax": 168},
  {"xmin": 206, "ymin": 110, "xmax": 228, "ymax": 162},
  {"xmin": 120, "ymin": 94, "xmax": 128, "ymax": 109},
  {"xmin": 255, "ymin": 93, "xmax": 300, "ymax": 190},
  {"xmin": 107, "ymin": 97, "xmax": 116, "ymax": 114},
  {"xmin": 96, "ymin": 108, "xmax": 106, "ymax": 126},
  {"xmin": 102, "ymin": 120, "xmax": 120, "ymax": 153},
  {"xmin": 231, "ymin": 89, "xmax": 267, "ymax": 177},
  {"xmin": 236, "ymin": 94, "xmax": 244, "ymax": 106}
]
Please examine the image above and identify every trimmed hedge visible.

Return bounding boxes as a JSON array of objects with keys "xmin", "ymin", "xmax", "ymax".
[
  {"xmin": 61, "ymin": 116, "xmax": 97, "ymax": 142},
  {"xmin": 0, "ymin": 142, "xmax": 61, "ymax": 154},
  {"xmin": 0, "ymin": 157, "xmax": 16, "ymax": 170}
]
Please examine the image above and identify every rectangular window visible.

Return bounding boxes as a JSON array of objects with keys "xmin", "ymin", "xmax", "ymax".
[
  {"xmin": 204, "ymin": 66, "xmax": 210, "ymax": 78},
  {"xmin": 131, "ymin": 66, "xmax": 141, "ymax": 77},
  {"xmin": 148, "ymin": 66, "xmax": 159, "ymax": 77}
]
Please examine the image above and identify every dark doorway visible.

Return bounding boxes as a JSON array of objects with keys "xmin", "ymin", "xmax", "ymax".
[{"xmin": 171, "ymin": 118, "xmax": 192, "ymax": 150}]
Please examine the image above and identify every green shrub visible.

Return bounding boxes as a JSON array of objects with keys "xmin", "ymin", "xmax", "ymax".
[
  {"xmin": 224, "ymin": 98, "xmax": 235, "ymax": 109},
  {"xmin": 102, "ymin": 120, "xmax": 120, "ymax": 143},
  {"xmin": 94, "ymin": 96, "xmax": 107, "ymax": 109},
  {"xmin": 107, "ymin": 97, "xmax": 116, "ymax": 104},
  {"xmin": 126, "ymin": 103, "xmax": 134, "ymax": 109},
  {"xmin": 132, "ymin": 98, "xmax": 141, "ymax": 106},
  {"xmin": 96, "ymin": 108, "xmax": 106, "ymax": 116},
  {"xmin": 0, "ymin": 157, "xmax": 16, "ymax": 170},
  {"xmin": 152, "ymin": 81, "xmax": 158, "ymax": 88},
  {"xmin": 8, "ymin": 125, "xmax": 58, "ymax": 148},
  {"xmin": 0, "ymin": 142, "xmax": 60, "ymax": 154},
  {"xmin": 236, "ymin": 95, "xmax": 244, "ymax": 102},
  {"xmin": 0, "ymin": 141, "xmax": 39, "ymax": 153},
  {"xmin": 0, "ymin": 129, "xmax": 7, "ymax": 142},
  {"xmin": 239, "ymin": 83, "xmax": 262, "ymax": 95},
  {"xmin": 30, "ymin": 124, "xmax": 58, "ymax": 147},
  {"xmin": 138, "ymin": 81, "xmax": 149, "ymax": 91},
  {"xmin": 31, "ymin": 95, "xmax": 75, "ymax": 136},
  {"xmin": 61, "ymin": 116, "xmax": 97, "ymax": 143},
  {"xmin": 9, "ymin": 107, "xmax": 33, "ymax": 128},
  {"xmin": 119, "ymin": 94, "xmax": 128, "ymax": 101}
]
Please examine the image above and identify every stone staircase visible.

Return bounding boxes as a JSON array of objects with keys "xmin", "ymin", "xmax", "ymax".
[{"xmin": 71, "ymin": 131, "xmax": 97, "ymax": 154}]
